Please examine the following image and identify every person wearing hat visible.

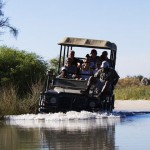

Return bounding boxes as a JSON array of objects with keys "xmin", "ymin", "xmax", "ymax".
[
  {"xmin": 99, "ymin": 54, "xmax": 110, "ymax": 68},
  {"xmin": 80, "ymin": 61, "xmax": 119, "ymax": 97},
  {"xmin": 90, "ymin": 49, "xmax": 100, "ymax": 64}
]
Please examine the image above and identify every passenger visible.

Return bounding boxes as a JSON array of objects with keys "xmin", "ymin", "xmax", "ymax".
[
  {"xmin": 102, "ymin": 51, "xmax": 116, "ymax": 68},
  {"xmin": 99, "ymin": 54, "xmax": 110, "ymax": 68},
  {"xmin": 76, "ymin": 59, "xmax": 83, "ymax": 76},
  {"xmin": 77, "ymin": 60, "xmax": 83, "ymax": 70},
  {"xmin": 56, "ymin": 69, "xmax": 68, "ymax": 78},
  {"xmin": 102, "ymin": 51, "xmax": 108, "ymax": 56},
  {"xmin": 61, "ymin": 57, "xmax": 77, "ymax": 75},
  {"xmin": 93, "ymin": 62, "xmax": 101, "ymax": 75},
  {"xmin": 80, "ymin": 59, "xmax": 93, "ymax": 80},
  {"xmin": 90, "ymin": 49, "xmax": 99, "ymax": 64},
  {"xmin": 69, "ymin": 50, "xmax": 79, "ymax": 67},
  {"xmin": 80, "ymin": 61, "xmax": 119, "ymax": 98},
  {"xmin": 101, "ymin": 51, "xmax": 110, "ymax": 66},
  {"xmin": 83, "ymin": 54, "xmax": 96, "ymax": 69}
]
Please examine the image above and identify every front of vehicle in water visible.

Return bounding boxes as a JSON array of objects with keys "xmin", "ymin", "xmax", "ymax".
[
  {"xmin": 39, "ymin": 75, "xmax": 114, "ymax": 113},
  {"xmin": 38, "ymin": 37, "xmax": 117, "ymax": 113},
  {"xmin": 39, "ymin": 77, "xmax": 90, "ymax": 113}
]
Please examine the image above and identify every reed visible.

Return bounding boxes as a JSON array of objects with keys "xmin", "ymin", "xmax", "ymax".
[
  {"xmin": 114, "ymin": 78, "xmax": 150, "ymax": 100},
  {"xmin": 0, "ymin": 79, "xmax": 45, "ymax": 118}
]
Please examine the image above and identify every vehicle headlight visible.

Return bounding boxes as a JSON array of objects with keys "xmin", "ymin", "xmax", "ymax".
[
  {"xmin": 50, "ymin": 97, "xmax": 57, "ymax": 104},
  {"xmin": 90, "ymin": 102, "xmax": 96, "ymax": 108}
]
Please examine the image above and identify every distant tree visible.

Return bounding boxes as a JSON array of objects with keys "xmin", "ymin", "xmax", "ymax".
[
  {"xmin": 0, "ymin": 1, "xmax": 18, "ymax": 37},
  {"xmin": 126, "ymin": 75, "xmax": 144, "ymax": 81},
  {"xmin": 0, "ymin": 46, "xmax": 48, "ymax": 94},
  {"xmin": 126, "ymin": 75, "xmax": 132, "ymax": 79},
  {"xmin": 134, "ymin": 75, "xmax": 144, "ymax": 81},
  {"xmin": 49, "ymin": 56, "xmax": 64, "ymax": 75}
]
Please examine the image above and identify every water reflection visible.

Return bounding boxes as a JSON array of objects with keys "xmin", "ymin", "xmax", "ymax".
[{"xmin": 1, "ymin": 118, "xmax": 121, "ymax": 150}]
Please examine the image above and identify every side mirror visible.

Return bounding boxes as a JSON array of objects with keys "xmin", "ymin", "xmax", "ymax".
[{"xmin": 46, "ymin": 71, "xmax": 54, "ymax": 91}]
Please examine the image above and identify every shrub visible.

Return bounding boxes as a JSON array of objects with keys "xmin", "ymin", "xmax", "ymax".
[
  {"xmin": 0, "ymin": 46, "xmax": 48, "ymax": 95},
  {"xmin": 116, "ymin": 77, "xmax": 140, "ymax": 88}
]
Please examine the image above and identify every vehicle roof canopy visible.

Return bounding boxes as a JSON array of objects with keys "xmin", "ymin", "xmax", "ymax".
[{"xmin": 58, "ymin": 37, "xmax": 117, "ymax": 51}]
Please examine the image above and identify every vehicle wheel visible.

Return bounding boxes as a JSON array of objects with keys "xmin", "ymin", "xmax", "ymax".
[
  {"xmin": 107, "ymin": 102, "xmax": 112, "ymax": 111},
  {"xmin": 109, "ymin": 104, "xmax": 112, "ymax": 111},
  {"xmin": 112, "ymin": 95, "xmax": 115, "ymax": 109}
]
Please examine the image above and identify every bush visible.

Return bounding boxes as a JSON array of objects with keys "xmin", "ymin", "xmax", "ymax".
[
  {"xmin": 0, "ymin": 46, "xmax": 48, "ymax": 95},
  {"xmin": 116, "ymin": 77, "xmax": 140, "ymax": 88},
  {"xmin": 114, "ymin": 75, "xmax": 150, "ymax": 100}
]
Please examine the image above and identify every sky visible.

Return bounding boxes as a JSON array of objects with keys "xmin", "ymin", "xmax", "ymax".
[{"xmin": 1, "ymin": 0, "xmax": 150, "ymax": 78}]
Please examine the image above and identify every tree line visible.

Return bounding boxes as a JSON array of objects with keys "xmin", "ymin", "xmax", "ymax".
[{"xmin": 0, "ymin": 46, "xmax": 48, "ymax": 95}]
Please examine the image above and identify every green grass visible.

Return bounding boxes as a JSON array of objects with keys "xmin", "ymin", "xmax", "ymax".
[
  {"xmin": 114, "ymin": 77, "xmax": 150, "ymax": 100},
  {"xmin": 114, "ymin": 85, "xmax": 150, "ymax": 100}
]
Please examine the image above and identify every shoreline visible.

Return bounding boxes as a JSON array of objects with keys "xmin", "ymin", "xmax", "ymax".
[{"xmin": 114, "ymin": 100, "xmax": 150, "ymax": 110}]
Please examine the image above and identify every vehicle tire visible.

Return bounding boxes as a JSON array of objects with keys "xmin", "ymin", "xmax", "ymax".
[
  {"xmin": 112, "ymin": 95, "xmax": 115, "ymax": 109},
  {"xmin": 107, "ymin": 102, "xmax": 112, "ymax": 111},
  {"xmin": 109, "ymin": 104, "xmax": 112, "ymax": 111}
]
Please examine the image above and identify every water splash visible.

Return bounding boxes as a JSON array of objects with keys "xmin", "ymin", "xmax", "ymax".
[
  {"xmin": 5, "ymin": 111, "xmax": 127, "ymax": 121},
  {"xmin": 5, "ymin": 110, "xmax": 150, "ymax": 121}
]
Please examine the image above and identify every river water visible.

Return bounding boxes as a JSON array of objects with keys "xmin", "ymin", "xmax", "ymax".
[{"xmin": 0, "ymin": 110, "xmax": 150, "ymax": 150}]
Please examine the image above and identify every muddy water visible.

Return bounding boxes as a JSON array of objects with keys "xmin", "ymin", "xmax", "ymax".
[{"xmin": 0, "ymin": 111, "xmax": 150, "ymax": 150}]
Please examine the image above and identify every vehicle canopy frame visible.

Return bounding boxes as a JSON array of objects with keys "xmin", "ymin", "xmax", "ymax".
[{"xmin": 57, "ymin": 37, "xmax": 117, "ymax": 73}]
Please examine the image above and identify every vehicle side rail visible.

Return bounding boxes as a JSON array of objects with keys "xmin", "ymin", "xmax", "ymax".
[{"xmin": 51, "ymin": 85, "xmax": 85, "ymax": 90}]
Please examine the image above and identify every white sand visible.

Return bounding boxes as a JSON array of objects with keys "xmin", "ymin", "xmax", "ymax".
[{"xmin": 114, "ymin": 100, "xmax": 150, "ymax": 110}]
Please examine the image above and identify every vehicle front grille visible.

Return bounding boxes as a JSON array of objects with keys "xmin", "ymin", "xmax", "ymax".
[{"xmin": 58, "ymin": 95, "xmax": 87, "ymax": 111}]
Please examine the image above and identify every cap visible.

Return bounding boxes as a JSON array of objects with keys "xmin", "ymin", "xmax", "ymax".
[
  {"xmin": 101, "ymin": 61, "xmax": 108, "ymax": 68},
  {"xmin": 61, "ymin": 66, "xmax": 65, "ymax": 71},
  {"xmin": 90, "ymin": 49, "xmax": 97, "ymax": 55}
]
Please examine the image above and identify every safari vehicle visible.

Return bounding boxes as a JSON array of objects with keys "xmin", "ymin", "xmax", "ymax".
[{"xmin": 38, "ymin": 37, "xmax": 117, "ymax": 113}]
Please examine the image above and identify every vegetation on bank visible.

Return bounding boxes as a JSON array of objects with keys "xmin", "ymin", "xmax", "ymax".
[
  {"xmin": 0, "ymin": 80, "xmax": 44, "ymax": 119},
  {"xmin": 0, "ymin": 46, "xmax": 48, "ymax": 95},
  {"xmin": 0, "ymin": 46, "xmax": 48, "ymax": 119},
  {"xmin": 114, "ymin": 77, "xmax": 150, "ymax": 100},
  {"xmin": 0, "ymin": 76, "xmax": 150, "ymax": 119},
  {"xmin": 0, "ymin": 46, "xmax": 150, "ymax": 119}
]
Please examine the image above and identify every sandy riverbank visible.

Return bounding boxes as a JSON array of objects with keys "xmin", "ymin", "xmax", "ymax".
[{"xmin": 114, "ymin": 100, "xmax": 150, "ymax": 110}]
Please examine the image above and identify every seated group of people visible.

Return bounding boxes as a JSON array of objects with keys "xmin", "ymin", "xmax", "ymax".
[
  {"xmin": 57, "ymin": 49, "xmax": 110, "ymax": 80},
  {"xmin": 57, "ymin": 49, "xmax": 119, "ymax": 97}
]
